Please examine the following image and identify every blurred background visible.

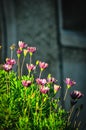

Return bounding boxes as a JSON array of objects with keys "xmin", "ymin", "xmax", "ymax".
[{"xmin": 0, "ymin": 0, "xmax": 86, "ymax": 128}]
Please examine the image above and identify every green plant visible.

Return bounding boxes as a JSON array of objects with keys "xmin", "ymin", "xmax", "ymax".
[{"xmin": 0, "ymin": 41, "xmax": 84, "ymax": 130}]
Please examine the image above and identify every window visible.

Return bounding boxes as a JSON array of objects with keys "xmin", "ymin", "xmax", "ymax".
[{"xmin": 59, "ymin": 0, "xmax": 86, "ymax": 48}]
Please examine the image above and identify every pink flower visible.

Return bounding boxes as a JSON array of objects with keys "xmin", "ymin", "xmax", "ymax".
[
  {"xmin": 3, "ymin": 64, "xmax": 12, "ymax": 71},
  {"xmin": 70, "ymin": 90, "xmax": 84, "ymax": 100},
  {"xmin": 36, "ymin": 78, "xmax": 47, "ymax": 86},
  {"xmin": 40, "ymin": 86, "xmax": 50, "ymax": 94},
  {"xmin": 39, "ymin": 61, "xmax": 48, "ymax": 70},
  {"xmin": 47, "ymin": 77, "xmax": 56, "ymax": 83},
  {"xmin": 22, "ymin": 80, "xmax": 31, "ymax": 87},
  {"xmin": 27, "ymin": 47, "xmax": 36, "ymax": 53},
  {"xmin": 18, "ymin": 41, "xmax": 27, "ymax": 49},
  {"xmin": 26, "ymin": 64, "xmax": 36, "ymax": 71},
  {"xmin": 17, "ymin": 49, "xmax": 22, "ymax": 54},
  {"xmin": 6, "ymin": 58, "xmax": 16, "ymax": 66},
  {"xmin": 54, "ymin": 84, "xmax": 61, "ymax": 93},
  {"xmin": 65, "ymin": 78, "xmax": 76, "ymax": 88}
]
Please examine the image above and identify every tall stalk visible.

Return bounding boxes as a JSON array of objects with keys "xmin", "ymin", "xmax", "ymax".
[
  {"xmin": 5, "ymin": 72, "xmax": 10, "ymax": 95},
  {"xmin": 10, "ymin": 44, "xmax": 15, "ymax": 59},
  {"xmin": 18, "ymin": 57, "xmax": 21, "ymax": 79},
  {"xmin": 30, "ymin": 53, "xmax": 32, "ymax": 65},
  {"xmin": 64, "ymin": 88, "xmax": 68, "ymax": 101},
  {"xmin": 68, "ymin": 105, "xmax": 75, "ymax": 122},
  {"xmin": 39, "ymin": 70, "xmax": 43, "ymax": 78},
  {"xmin": 21, "ymin": 56, "xmax": 25, "ymax": 76}
]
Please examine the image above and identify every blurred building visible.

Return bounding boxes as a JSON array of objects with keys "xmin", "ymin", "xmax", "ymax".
[{"xmin": 0, "ymin": 0, "xmax": 86, "ymax": 128}]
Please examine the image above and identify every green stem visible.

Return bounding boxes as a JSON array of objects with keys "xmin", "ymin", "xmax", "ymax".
[
  {"xmin": 64, "ymin": 88, "xmax": 68, "ymax": 101},
  {"xmin": 22, "ymin": 88, "xmax": 27, "ymax": 111},
  {"xmin": 39, "ymin": 107, "xmax": 42, "ymax": 130},
  {"xmin": 30, "ymin": 54, "xmax": 32, "ymax": 65},
  {"xmin": 18, "ymin": 57, "xmax": 21, "ymax": 79},
  {"xmin": 39, "ymin": 70, "xmax": 42, "ymax": 78},
  {"xmin": 74, "ymin": 108, "xmax": 81, "ymax": 128},
  {"xmin": 6, "ymin": 80, "xmax": 9, "ymax": 94},
  {"xmin": 11, "ymin": 50, "xmax": 13, "ymax": 59},
  {"xmin": 28, "ymin": 70, "xmax": 31, "ymax": 78},
  {"xmin": 68, "ymin": 105, "xmax": 75, "ymax": 122},
  {"xmin": 21, "ymin": 56, "xmax": 25, "ymax": 76},
  {"xmin": 5, "ymin": 72, "xmax": 10, "ymax": 94},
  {"xmin": 77, "ymin": 121, "xmax": 81, "ymax": 129}
]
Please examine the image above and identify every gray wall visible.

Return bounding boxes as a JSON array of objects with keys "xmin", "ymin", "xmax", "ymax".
[{"xmin": 15, "ymin": 0, "xmax": 58, "ymax": 77}]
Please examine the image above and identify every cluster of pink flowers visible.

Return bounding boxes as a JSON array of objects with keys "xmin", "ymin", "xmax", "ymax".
[
  {"xmin": 3, "ymin": 64, "xmax": 13, "ymax": 72},
  {"xmin": 2, "ymin": 41, "xmax": 84, "ymax": 101},
  {"xmin": 35, "ymin": 77, "xmax": 60, "ymax": 94},
  {"xmin": 6, "ymin": 58, "xmax": 16, "ymax": 66},
  {"xmin": 36, "ymin": 78, "xmax": 50, "ymax": 94},
  {"xmin": 17, "ymin": 41, "xmax": 37, "ymax": 56},
  {"xmin": 36, "ymin": 78, "xmax": 47, "ymax": 86},
  {"xmin": 3, "ymin": 58, "xmax": 16, "ymax": 72},
  {"xmin": 40, "ymin": 86, "xmax": 50, "ymax": 94}
]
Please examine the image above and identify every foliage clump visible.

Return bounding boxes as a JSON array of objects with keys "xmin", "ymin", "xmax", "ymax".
[{"xmin": 0, "ymin": 41, "xmax": 84, "ymax": 130}]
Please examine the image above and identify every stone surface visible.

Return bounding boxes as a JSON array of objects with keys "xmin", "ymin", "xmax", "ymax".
[{"xmin": 15, "ymin": 0, "xmax": 58, "ymax": 77}]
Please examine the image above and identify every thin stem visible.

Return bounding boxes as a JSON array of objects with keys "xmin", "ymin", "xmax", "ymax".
[
  {"xmin": 73, "ymin": 108, "xmax": 81, "ymax": 128},
  {"xmin": 18, "ymin": 57, "xmax": 21, "ymax": 79},
  {"xmin": 6, "ymin": 79, "xmax": 9, "ymax": 94},
  {"xmin": 39, "ymin": 70, "xmax": 42, "ymax": 78},
  {"xmin": 27, "ymin": 95, "xmax": 30, "ymax": 118},
  {"xmin": 21, "ymin": 56, "xmax": 25, "ymax": 76},
  {"xmin": 28, "ymin": 70, "xmax": 31, "ymax": 78},
  {"xmin": 23, "ymin": 88, "xmax": 27, "ymax": 110},
  {"xmin": 6, "ymin": 72, "xmax": 10, "ymax": 95},
  {"xmin": 30, "ymin": 55, "xmax": 32, "ymax": 65},
  {"xmin": 74, "ymin": 120, "xmax": 81, "ymax": 130},
  {"xmin": 68, "ymin": 105, "xmax": 75, "ymax": 122},
  {"xmin": 71, "ymin": 107, "xmax": 78, "ymax": 124},
  {"xmin": 77, "ymin": 121, "xmax": 81, "ymax": 129},
  {"xmin": 39, "ymin": 107, "xmax": 42, "ymax": 130},
  {"xmin": 64, "ymin": 88, "xmax": 68, "ymax": 101},
  {"xmin": 11, "ymin": 50, "xmax": 13, "ymax": 59},
  {"xmin": 24, "ymin": 88, "xmax": 27, "ymax": 105}
]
